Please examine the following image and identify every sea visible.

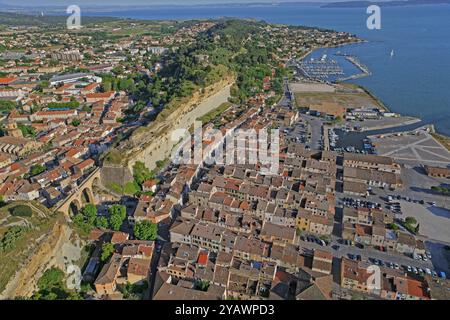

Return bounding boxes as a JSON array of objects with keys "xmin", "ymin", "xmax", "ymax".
[{"xmin": 82, "ymin": 3, "xmax": 450, "ymax": 136}]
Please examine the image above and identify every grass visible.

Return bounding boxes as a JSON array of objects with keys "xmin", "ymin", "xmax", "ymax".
[{"xmin": 197, "ymin": 102, "xmax": 232, "ymax": 125}]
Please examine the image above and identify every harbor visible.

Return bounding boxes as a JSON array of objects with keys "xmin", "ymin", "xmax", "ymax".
[{"xmin": 293, "ymin": 49, "xmax": 372, "ymax": 84}]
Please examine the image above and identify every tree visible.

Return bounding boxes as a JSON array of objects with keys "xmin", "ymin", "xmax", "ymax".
[
  {"xmin": 10, "ymin": 205, "xmax": 32, "ymax": 217},
  {"xmin": 405, "ymin": 217, "xmax": 417, "ymax": 226},
  {"xmin": 109, "ymin": 205, "xmax": 127, "ymax": 231},
  {"xmin": 95, "ymin": 216, "xmax": 109, "ymax": 229},
  {"xmin": 133, "ymin": 161, "xmax": 154, "ymax": 186},
  {"xmin": 37, "ymin": 268, "xmax": 65, "ymax": 292},
  {"xmin": 82, "ymin": 204, "xmax": 97, "ymax": 225},
  {"xmin": 133, "ymin": 220, "xmax": 158, "ymax": 241},
  {"xmin": 101, "ymin": 242, "xmax": 115, "ymax": 262},
  {"xmin": 71, "ymin": 118, "xmax": 81, "ymax": 127},
  {"xmin": 29, "ymin": 164, "xmax": 46, "ymax": 176},
  {"xmin": 387, "ymin": 223, "xmax": 399, "ymax": 231}
]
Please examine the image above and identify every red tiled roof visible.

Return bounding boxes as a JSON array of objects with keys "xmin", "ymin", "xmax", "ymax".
[
  {"xmin": 0, "ymin": 77, "xmax": 17, "ymax": 85},
  {"xmin": 197, "ymin": 251, "xmax": 208, "ymax": 265}
]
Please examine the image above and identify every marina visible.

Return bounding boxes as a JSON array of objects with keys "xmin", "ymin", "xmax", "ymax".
[{"xmin": 294, "ymin": 50, "xmax": 372, "ymax": 84}]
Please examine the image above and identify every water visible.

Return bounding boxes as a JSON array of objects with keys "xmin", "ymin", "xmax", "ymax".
[{"xmin": 83, "ymin": 3, "xmax": 450, "ymax": 135}]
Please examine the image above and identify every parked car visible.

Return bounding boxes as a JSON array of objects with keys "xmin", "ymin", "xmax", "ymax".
[
  {"xmin": 407, "ymin": 266, "xmax": 412, "ymax": 272},
  {"xmin": 426, "ymin": 251, "xmax": 432, "ymax": 259},
  {"xmin": 394, "ymin": 263, "xmax": 400, "ymax": 270},
  {"xmin": 432, "ymin": 271, "xmax": 438, "ymax": 278},
  {"xmin": 412, "ymin": 267, "xmax": 418, "ymax": 274},
  {"xmin": 425, "ymin": 268, "xmax": 432, "ymax": 275}
]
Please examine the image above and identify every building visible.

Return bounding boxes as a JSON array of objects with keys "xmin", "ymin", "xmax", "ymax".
[
  {"xmin": 0, "ymin": 136, "xmax": 42, "ymax": 156},
  {"xmin": 424, "ymin": 165, "xmax": 450, "ymax": 178},
  {"xmin": 32, "ymin": 109, "xmax": 78, "ymax": 121},
  {"xmin": 94, "ymin": 253, "xmax": 122, "ymax": 296}
]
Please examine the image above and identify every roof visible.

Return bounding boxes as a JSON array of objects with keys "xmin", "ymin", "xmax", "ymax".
[
  {"xmin": 127, "ymin": 258, "xmax": 150, "ymax": 277},
  {"xmin": 111, "ymin": 231, "xmax": 129, "ymax": 244},
  {"xmin": 197, "ymin": 251, "xmax": 208, "ymax": 265},
  {"xmin": 261, "ymin": 221, "xmax": 296, "ymax": 241},
  {"xmin": 95, "ymin": 253, "xmax": 122, "ymax": 285},
  {"xmin": 0, "ymin": 77, "xmax": 17, "ymax": 85},
  {"xmin": 153, "ymin": 282, "xmax": 223, "ymax": 300},
  {"xmin": 344, "ymin": 153, "xmax": 395, "ymax": 166}
]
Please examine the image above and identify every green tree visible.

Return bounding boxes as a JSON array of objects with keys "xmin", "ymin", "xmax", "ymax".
[
  {"xmin": 133, "ymin": 161, "xmax": 154, "ymax": 186},
  {"xmin": 71, "ymin": 118, "xmax": 81, "ymax": 126},
  {"xmin": 133, "ymin": 220, "xmax": 158, "ymax": 241},
  {"xmin": 95, "ymin": 216, "xmax": 109, "ymax": 229},
  {"xmin": 10, "ymin": 205, "xmax": 33, "ymax": 217},
  {"xmin": 29, "ymin": 164, "xmax": 46, "ymax": 176},
  {"xmin": 405, "ymin": 217, "xmax": 417, "ymax": 226},
  {"xmin": 101, "ymin": 242, "xmax": 115, "ymax": 262},
  {"xmin": 37, "ymin": 268, "xmax": 65, "ymax": 291},
  {"xmin": 82, "ymin": 204, "xmax": 97, "ymax": 225},
  {"xmin": 109, "ymin": 205, "xmax": 126, "ymax": 231}
]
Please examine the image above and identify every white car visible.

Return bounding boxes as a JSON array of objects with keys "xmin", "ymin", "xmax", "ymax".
[
  {"xmin": 422, "ymin": 256, "xmax": 428, "ymax": 262},
  {"xmin": 425, "ymin": 268, "xmax": 432, "ymax": 275},
  {"xmin": 394, "ymin": 263, "xmax": 400, "ymax": 270},
  {"xmin": 407, "ymin": 266, "xmax": 412, "ymax": 272},
  {"xmin": 412, "ymin": 267, "xmax": 418, "ymax": 274},
  {"xmin": 426, "ymin": 251, "xmax": 432, "ymax": 259}
]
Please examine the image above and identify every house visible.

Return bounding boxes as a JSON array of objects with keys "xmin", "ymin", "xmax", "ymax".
[
  {"xmin": 396, "ymin": 232, "xmax": 416, "ymax": 255},
  {"xmin": 127, "ymin": 258, "xmax": 151, "ymax": 285},
  {"xmin": 340, "ymin": 259, "xmax": 373, "ymax": 295},
  {"xmin": 142, "ymin": 179, "xmax": 158, "ymax": 193},
  {"xmin": 308, "ymin": 215, "xmax": 334, "ymax": 236},
  {"xmin": 85, "ymin": 91, "xmax": 115, "ymax": 103},
  {"xmin": 74, "ymin": 158, "xmax": 95, "ymax": 174},
  {"xmin": 312, "ymin": 250, "xmax": 333, "ymax": 275},
  {"xmin": 260, "ymin": 221, "xmax": 296, "ymax": 245},
  {"xmin": 94, "ymin": 253, "xmax": 123, "ymax": 295},
  {"xmin": 0, "ymin": 136, "xmax": 42, "ymax": 156}
]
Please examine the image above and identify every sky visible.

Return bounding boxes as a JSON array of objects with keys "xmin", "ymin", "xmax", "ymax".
[{"xmin": 0, "ymin": 0, "xmax": 375, "ymax": 7}]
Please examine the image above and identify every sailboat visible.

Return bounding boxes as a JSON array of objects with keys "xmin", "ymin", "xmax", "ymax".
[{"xmin": 390, "ymin": 49, "xmax": 395, "ymax": 58}]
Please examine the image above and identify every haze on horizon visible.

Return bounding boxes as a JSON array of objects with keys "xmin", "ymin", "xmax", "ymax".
[{"xmin": 0, "ymin": 0, "xmax": 390, "ymax": 7}]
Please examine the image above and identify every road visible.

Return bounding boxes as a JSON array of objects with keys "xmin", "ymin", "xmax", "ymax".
[
  {"xmin": 301, "ymin": 114, "xmax": 323, "ymax": 150},
  {"xmin": 298, "ymin": 237, "xmax": 433, "ymax": 270}
]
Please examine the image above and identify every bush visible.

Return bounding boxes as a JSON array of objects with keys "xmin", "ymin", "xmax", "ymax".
[
  {"xmin": 10, "ymin": 205, "xmax": 32, "ymax": 217},
  {"xmin": 0, "ymin": 226, "xmax": 28, "ymax": 252}
]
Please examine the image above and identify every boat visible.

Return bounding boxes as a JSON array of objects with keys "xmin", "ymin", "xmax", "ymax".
[{"xmin": 390, "ymin": 49, "xmax": 395, "ymax": 57}]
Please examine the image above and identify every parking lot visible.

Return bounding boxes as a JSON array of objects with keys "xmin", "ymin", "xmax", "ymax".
[
  {"xmin": 371, "ymin": 129, "xmax": 450, "ymax": 167},
  {"xmin": 399, "ymin": 201, "xmax": 450, "ymax": 243}
]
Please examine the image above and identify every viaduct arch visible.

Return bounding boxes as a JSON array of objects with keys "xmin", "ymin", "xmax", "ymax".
[{"xmin": 55, "ymin": 168, "xmax": 102, "ymax": 217}]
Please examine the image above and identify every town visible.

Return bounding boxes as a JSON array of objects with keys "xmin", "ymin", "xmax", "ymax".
[{"xmin": 0, "ymin": 14, "xmax": 449, "ymax": 301}]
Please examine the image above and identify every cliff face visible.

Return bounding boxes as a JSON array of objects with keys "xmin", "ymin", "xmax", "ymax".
[
  {"xmin": 0, "ymin": 220, "xmax": 81, "ymax": 299},
  {"xmin": 117, "ymin": 76, "xmax": 235, "ymax": 174}
]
